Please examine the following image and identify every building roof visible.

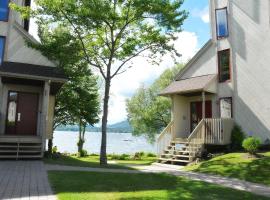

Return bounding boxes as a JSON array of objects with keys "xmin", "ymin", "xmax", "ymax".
[
  {"xmin": 175, "ymin": 39, "xmax": 213, "ymax": 80},
  {"xmin": 159, "ymin": 74, "xmax": 217, "ymax": 96},
  {"xmin": 0, "ymin": 62, "xmax": 67, "ymax": 82}
]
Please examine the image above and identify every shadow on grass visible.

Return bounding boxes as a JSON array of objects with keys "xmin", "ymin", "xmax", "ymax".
[
  {"xmin": 43, "ymin": 155, "xmax": 134, "ymax": 170},
  {"xmin": 48, "ymin": 171, "xmax": 268, "ymax": 200},
  {"xmin": 192, "ymin": 154, "xmax": 270, "ymax": 186}
]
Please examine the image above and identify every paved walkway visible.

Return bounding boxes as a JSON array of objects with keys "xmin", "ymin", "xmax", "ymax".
[
  {"xmin": 46, "ymin": 163, "xmax": 270, "ymax": 198},
  {"xmin": 0, "ymin": 161, "xmax": 56, "ymax": 200}
]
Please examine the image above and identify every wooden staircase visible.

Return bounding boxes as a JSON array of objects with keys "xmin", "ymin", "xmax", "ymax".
[
  {"xmin": 0, "ymin": 136, "xmax": 43, "ymax": 159},
  {"xmin": 157, "ymin": 118, "xmax": 234, "ymax": 165},
  {"xmin": 157, "ymin": 140, "xmax": 201, "ymax": 164}
]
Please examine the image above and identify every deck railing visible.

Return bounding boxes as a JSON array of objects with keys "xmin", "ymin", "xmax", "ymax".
[
  {"xmin": 187, "ymin": 118, "xmax": 234, "ymax": 161},
  {"xmin": 157, "ymin": 121, "xmax": 174, "ymax": 157},
  {"xmin": 204, "ymin": 118, "xmax": 234, "ymax": 145}
]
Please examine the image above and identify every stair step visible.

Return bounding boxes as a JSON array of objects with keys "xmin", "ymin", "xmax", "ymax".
[
  {"xmin": 158, "ymin": 158, "xmax": 190, "ymax": 163},
  {"xmin": 0, "ymin": 155, "xmax": 42, "ymax": 159}
]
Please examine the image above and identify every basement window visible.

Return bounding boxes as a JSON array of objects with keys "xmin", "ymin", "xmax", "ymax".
[
  {"xmin": 218, "ymin": 49, "xmax": 231, "ymax": 82},
  {"xmin": 216, "ymin": 8, "xmax": 229, "ymax": 39},
  {"xmin": 0, "ymin": 37, "xmax": 5, "ymax": 65},
  {"xmin": 0, "ymin": 0, "xmax": 9, "ymax": 21}
]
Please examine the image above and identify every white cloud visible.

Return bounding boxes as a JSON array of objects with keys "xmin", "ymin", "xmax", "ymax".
[
  {"xmin": 108, "ymin": 31, "xmax": 199, "ymax": 124},
  {"xmin": 192, "ymin": 6, "xmax": 210, "ymax": 23}
]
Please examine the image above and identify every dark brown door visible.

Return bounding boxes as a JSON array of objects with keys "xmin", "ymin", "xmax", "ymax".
[
  {"xmin": 6, "ymin": 91, "xmax": 39, "ymax": 136},
  {"xmin": 190, "ymin": 101, "xmax": 212, "ymax": 132}
]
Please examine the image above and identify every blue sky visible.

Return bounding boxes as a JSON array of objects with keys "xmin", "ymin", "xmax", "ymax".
[
  {"xmin": 182, "ymin": 0, "xmax": 210, "ymax": 47},
  {"xmin": 29, "ymin": 0, "xmax": 212, "ymax": 124}
]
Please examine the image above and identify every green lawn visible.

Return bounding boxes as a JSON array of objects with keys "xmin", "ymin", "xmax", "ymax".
[
  {"xmin": 44, "ymin": 155, "xmax": 156, "ymax": 169},
  {"xmin": 185, "ymin": 152, "xmax": 270, "ymax": 186},
  {"xmin": 48, "ymin": 171, "xmax": 268, "ymax": 200}
]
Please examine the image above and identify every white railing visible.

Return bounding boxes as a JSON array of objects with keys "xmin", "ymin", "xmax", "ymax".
[
  {"xmin": 205, "ymin": 118, "xmax": 234, "ymax": 145},
  {"xmin": 188, "ymin": 118, "xmax": 234, "ymax": 161},
  {"xmin": 157, "ymin": 121, "xmax": 174, "ymax": 157}
]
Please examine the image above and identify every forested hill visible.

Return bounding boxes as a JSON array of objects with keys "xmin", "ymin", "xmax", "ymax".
[{"xmin": 56, "ymin": 120, "xmax": 132, "ymax": 133}]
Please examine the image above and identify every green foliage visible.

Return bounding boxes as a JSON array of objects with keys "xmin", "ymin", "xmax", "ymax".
[
  {"xmin": 146, "ymin": 152, "xmax": 156, "ymax": 157},
  {"xmin": 230, "ymin": 124, "xmax": 246, "ymax": 151},
  {"xmin": 127, "ymin": 64, "xmax": 184, "ymax": 142},
  {"xmin": 52, "ymin": 146, "xmax": 58, "ymax": 154},
  {"xmin": 110, "ymin": 154, "xmax": 130, "ymax": 160},
  {"xmin": 78, "ymin": 149, "xmax": 88, "ymax": 157},
  {"xmin": 242, "ymin": 137, "xmax": 261, "ymax": 155},
  {"xmin": 11, "ymin": 0, "xmax": 187, "ymax": 165}
]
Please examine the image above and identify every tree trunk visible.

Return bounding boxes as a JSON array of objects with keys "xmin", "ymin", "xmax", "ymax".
[
  {"xmin": 100, "ymin": 78, "xmax": 111, "ymax": 165},
  {"xmin": 48, "ymin": 138, "xmax": 53, "ymax": 155},
  {"xmin": 78, "ymin": 119, "xmax": 83, "ymax": 154}
]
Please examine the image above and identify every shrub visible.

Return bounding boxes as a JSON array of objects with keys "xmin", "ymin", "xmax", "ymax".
[
  {"xmin": 242, "ymin": 137, "xmax": 261, "ymax": 155},
  {"xmin": 231, "ymin": 125, "xmax": 246, "ymax": 151},
  {"xmin": 146, "ymin": 152, "xmax": 156, "ymax": 157},
  {"xmin": 78, "ymin": 149, "xmax": 88, "ymax": 157},
  {"xmin": 119, "ymin": 154, "xmax": 130, "ymax": 160},
  {"xmin": 52, "ymin": 146, "xmax": 58, "ymax": 154}
]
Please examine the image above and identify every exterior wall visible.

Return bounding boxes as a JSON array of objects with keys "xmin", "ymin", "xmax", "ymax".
[
  {"xmin": 229, "ymin": 0, "xmax": 270, "ymax": 142},
  {"xmin": 0, "ymin": 83, "xmax": 43, "ymax": 135},
  {"xmin": 180, "ymin": 42, "xmax": 217, "ymax": 79},
  {"xmin": 46, "ymin": 95, "xmax": 55, "ymax": 139},
  {"xmin": 172, "ymin": 94, "xmax": 218, "ymax": 138},
  {"xmin": 0, "ymin": 0, "xmax": 55, "ymax": 67},
  {"xmin": 172, "ymin": 95, "xmax": 189, "ymax": 138}
]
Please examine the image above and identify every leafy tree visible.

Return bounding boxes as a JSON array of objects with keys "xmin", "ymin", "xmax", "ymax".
[
  {"xmin": 12, "ymin": 0, "xmax": 187, "ymax": 165},
  {"xmin": 127, "ymin": 64, "xmax": 183, "ymax": 142},
  {"xmin": 24, "ymin": 24, "xmax": 100, "ymax": 155}
]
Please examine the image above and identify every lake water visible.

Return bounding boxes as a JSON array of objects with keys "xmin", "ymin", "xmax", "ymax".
[{"xmin": 52, "ymin": 131, "xmax": 157, "ymax": 154}]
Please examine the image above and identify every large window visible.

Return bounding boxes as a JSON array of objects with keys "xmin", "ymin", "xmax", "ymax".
[
  {"xmin": 218, "ymin": 49, "xmax": 231, "ymax": 82},
  {"xmin": 0, "ymin": 0, "xmax": 9, "ymax": 21},
  {"xmin": 220, "ymin": 97, "xmax": 232, "ymax": 118},
  {"xmin": 216, "ymin": 8, "xmax": 229, "ymax": 39},
  {"xmin": 0, "ymin": 37, "xmax": 5, "ymax": 65}
]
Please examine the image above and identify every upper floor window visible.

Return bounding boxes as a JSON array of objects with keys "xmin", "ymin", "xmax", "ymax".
[
  {"xmin": 0, "ymin": 0, "xmax": 9, "ymax": 21},
  {"xmin": 0, "ymin": 37, "xmax": 5, "ymax": 65},
  {"xmin": 218, "ymin": 49, "xmax": 231, "ymax": 82},
  {"xmin": 24, "ymin": 0, "xmax": 31, "ymax": 31},
  {"xmin": 215, "ymin": 8, "xmax": 229, "ymax": 39}
]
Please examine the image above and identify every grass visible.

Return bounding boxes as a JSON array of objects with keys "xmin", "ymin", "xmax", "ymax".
[
  {"xmin": 185, "ymin": 151, "xmax": 270, "ymax": 186},
  {"xmin": 43, "ymin": 154, "xmax": 156, "ymax": 169},
  {"xmin": 48, "ymin": 171, "xmax": 268, "ymax": 200}
]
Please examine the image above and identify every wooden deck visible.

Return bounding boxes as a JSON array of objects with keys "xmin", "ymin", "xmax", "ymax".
[{"xmin": 0, "ymin": 161, "xmax": 56, "ymax": 200}]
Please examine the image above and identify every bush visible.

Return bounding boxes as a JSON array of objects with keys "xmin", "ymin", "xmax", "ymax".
[
  {"xmin": 110, "ymin": 154, "xmax": 130, "ymax": 160},
  {"xmin": 52, "ymin": 146, "xmax": 58, "ymax": 154},
  {"xmin": 78, "ymin": 149, "xmax": 88, "ymax": 157},
  {"xmin": 242, "ymin": 137, "xmax": 261, "ymax": 155},
  {"xmin": 231, "ymin": 125, "xmax": 246, "ymax": 151},
  {"xmin": 146, "ymin": 152, "xmax": 156, "ymax": 157},
  {"xmin": 119, "ymin": 154, "xmax": 130, "ymax": 160}
]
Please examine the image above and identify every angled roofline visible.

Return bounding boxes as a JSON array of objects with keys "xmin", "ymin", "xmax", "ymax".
[
  {"xmin": 13, "ymin": 22, "xmax": 58, "ymax": 67},
  {"xmin": 13, "ymin": 21, "xmax": 39, "ymax": 45},
  {"xmin": 175, "ymin": 39, "xmax": 213, "ymax": 81}
]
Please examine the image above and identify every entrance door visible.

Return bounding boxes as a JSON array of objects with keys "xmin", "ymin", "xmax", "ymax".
[
  {"xmin": 6, "ymin": 91, "xmax": 39, "ymax": 135},
  {"xmin": 190, "ymin": 101, "xmax": 212, "ymax": 132}
]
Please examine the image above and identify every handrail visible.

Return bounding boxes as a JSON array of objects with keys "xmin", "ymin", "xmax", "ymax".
[
  {"xmin": 157, "ymin": 121, "xmax": 174, "ymax": 157},
  {"xmin": 187, "ymin": 119, "xmax": 204, "ymax": 141},
  {"xmin": 157, "ymin": 121, "xmax": 174, "ymax": 141}
]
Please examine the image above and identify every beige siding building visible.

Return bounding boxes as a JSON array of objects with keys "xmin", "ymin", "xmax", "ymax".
[
  {"xmin": 157, "ymin": 0, "xmax": 270, "ymax": 164},
  {"xmin": 0, "ymin": 0, "xmax": 66, "ymax": 159}
]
